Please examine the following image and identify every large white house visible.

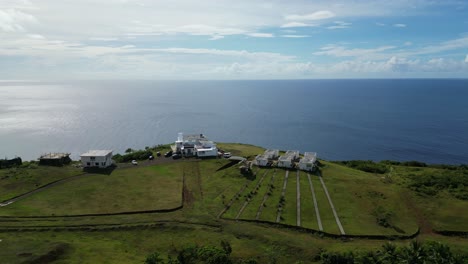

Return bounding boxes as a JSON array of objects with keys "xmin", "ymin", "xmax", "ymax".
[
  {"xmin": 298, "ymin": 152, "xmax": 317, "ymax": 172},
  {"xmin": 173, "ymin": 133, "xmax": 218, "ymax": 157},
  {"xmin": 277, "ymin": 150, "xmax": 299, "ymax": 168},
  {"xmin": 255, "ymin": 149, "xmax": 279, "ymax": 167},
  {"xmin": 80, "ymin": 150, "xmax": 113, "ymax": 168}
]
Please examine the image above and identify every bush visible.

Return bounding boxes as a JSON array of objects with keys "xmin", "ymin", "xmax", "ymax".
[
  {"xmin": 113, "ymin": 150, "xmax": 153, "ymax": 163},
  {"xmin": 334, "ymin": 160, "xmax": 388, "ymax": 174}
]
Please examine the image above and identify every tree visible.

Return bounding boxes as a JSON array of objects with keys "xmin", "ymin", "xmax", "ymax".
[
  {"xmin": 145, "ymin": 252, "xmax": 163, "ymax": 264},
  {"xmin": 400, "ymin": 240, "xmax": 426, "ymax": 264},
  {"xmin": 380, "ymin": 242, "xmax": 398, "ymax": 264},
  {"xmin": 125, "ymin": 148, "xmax": 133, "ymax": 153}
]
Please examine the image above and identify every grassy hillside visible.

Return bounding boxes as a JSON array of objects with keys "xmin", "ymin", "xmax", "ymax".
[{"xmin": 0, "ymin": 143, "xmax": 467, "ymax": 263}]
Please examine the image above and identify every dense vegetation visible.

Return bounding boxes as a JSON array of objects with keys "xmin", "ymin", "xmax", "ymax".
[
  {"xmin": 333, "ymin": 160, "xmax": 468, "ymax": 174},
  {"xmin": 113, "ymin": 150, "xmax": 154, "ymax": 163},
  {"xmin": 406, "ymin": 172, "xmax": 468, "ymax": 200},
  {"xmin": 144, "ymin": 241, "xmax": 248, "ymax": 264},
  {"xmin": 333, "ymin": 160, "xmax": 468, "ymax": 201},
  {"xmin": 320, "ymin": 240, "xmax": 467, "ymax": 264},
  {"xmin": 332, "ymin": 160, "xmax": 389, "ymax": 174},
  {"xmin": 145, "ymin": 240, "xmax": 467, "ymax": 264}
]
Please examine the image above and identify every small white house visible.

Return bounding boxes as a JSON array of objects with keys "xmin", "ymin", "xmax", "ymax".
[
  {"xmin": 255, "ymin": 149, "xmax": 279, "ymax": 167},
  {"xmin": 298, "ymin": 152, "xmax": 317, "ymax": 172},
  {"xmin": 80, "ymin": 150, "xmax": 113, "ymax": 168},
  {"xmin": 277, "ymin": 150, "xmax": 299, "ymax": 168}
]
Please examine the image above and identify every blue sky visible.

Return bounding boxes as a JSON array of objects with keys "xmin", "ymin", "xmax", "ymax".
[{"xmin": 1, "ymin": 0, "xmax": 467, "ymax": 79}]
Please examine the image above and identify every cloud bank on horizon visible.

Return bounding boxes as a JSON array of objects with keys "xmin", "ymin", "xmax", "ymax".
[{"xmin": 0, "ymin": 0, "xmax": 467, "ymax": 79}]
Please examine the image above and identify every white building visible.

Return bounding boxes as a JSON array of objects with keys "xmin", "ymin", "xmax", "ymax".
[
  {"xmin": 277, "ymin": 150, "xmax": 299, "ymax": 168},
  {"xmin": 298, "ymin": 152, "xmax": 317, "ymax": 172},
  {"xmin": 80, "ymin": 150, "xmax": 113, "ymax": 168},
  {"xmin": 255, "ymin": 149, "xmax": 279, "ymax": 167},
  {"xmin": 173, "ymin": 133, "xmax": 218, "ymax": 157}
]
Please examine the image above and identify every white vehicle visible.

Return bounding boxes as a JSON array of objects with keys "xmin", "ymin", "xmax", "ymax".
[
  {"xmin": 131, "ymin": 160, "xmax": 138, "ymax": 165},
  {"xmin": 223, "ymin": 152, "xmax": 232, "ymax": 158}
]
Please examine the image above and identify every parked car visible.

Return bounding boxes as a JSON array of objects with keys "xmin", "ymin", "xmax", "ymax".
[
  {"xmin": 172, "ymin": 153, "xmax": 182, "ymax": 160},
  {"xmin": 223, "ymin": 152, "xmax": 232, "ymax": 158},
  {"xmin": 131, "ymin": 160, "xmax": 138, "ymax": 165},
  {"xmin": 164, "ymin": 150, "xmax": 173, "ymax": 157}
]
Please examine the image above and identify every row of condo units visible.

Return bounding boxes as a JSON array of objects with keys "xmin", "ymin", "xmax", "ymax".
[{"xmin": 255, "ymin": 149, "xmax": 317, "ymax": 171}]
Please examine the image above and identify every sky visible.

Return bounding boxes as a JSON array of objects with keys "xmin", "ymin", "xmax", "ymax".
[{"xmin": 1, "ymin": 0, "xmax": 468, "ymax": 80}]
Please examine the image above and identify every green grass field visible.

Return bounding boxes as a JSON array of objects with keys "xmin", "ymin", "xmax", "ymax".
[
  {"xmin": 0, "ymin": 165, "xmax": 83, "ymax": 201},
  {"xmin": 0, "ymin": 164, "xmax": 183, "ymax": 216},
  {"xmin": 1, "ymin": 143, "xmax": 468, "ymax": 263}
]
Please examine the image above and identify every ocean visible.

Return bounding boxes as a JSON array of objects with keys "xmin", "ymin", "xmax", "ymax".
[{"xmin": 1, "ymin": 79, "xmax": 467, "ymax": 164}]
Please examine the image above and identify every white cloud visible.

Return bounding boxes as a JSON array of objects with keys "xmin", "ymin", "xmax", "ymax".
[
  {"xmin": 89, "ymin": 37, "xmax": 119, "ymax": 41},
  {"xmin": 465, "ymin": 54, "xmax": 468, "ymax": 63},
  {"xmin": 280, "ymin": 22, "xmax": 314, "ymax": 28},
  {"xmin": 281, "ymin": 35, "xmax": 309, "ymax": 38},
  {"xmin": 327, "ymin": 21, "xmax": 351, "ymax": 29},
  {"xmin": 393, "ymin": 23, "xmax": 407, "ymax": 28},
  {"xmin": 246, "ymin": 33, "xmax": 274, "ymax": 38},
  {"xmin": 285, "ymin": 10, "xmax": 335, "ymax": 21},
  {"xmin": 404, "ymin": 41, "xmax": 412, "ymax": 46},
  {"xmin": 209, "ymin": 35, "xmax": 224, "ymax": 40},
  {"xmin": 313, "ymin": 45, "xmax": 396, "ymax": 59},
  {"xmin": 0, "ymin": 8, "xmax": 37, "ymax": 32},
  {"xmin": 409, "ymin": 36, "xmax": 468, "ymax": 55},
  {"xmin": 376, "ymin": 22, "xmax": 386, "ymax": 26}
]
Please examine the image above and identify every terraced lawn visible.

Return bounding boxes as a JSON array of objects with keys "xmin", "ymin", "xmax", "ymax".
[{"xmin": 299, "ymin": 171, "xmax": 319, "ymax": 230}]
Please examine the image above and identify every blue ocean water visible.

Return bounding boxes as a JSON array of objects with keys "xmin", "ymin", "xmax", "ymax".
[{"xmin": 1, "ymin": 79, "xmax": 467, "ymax": 164}]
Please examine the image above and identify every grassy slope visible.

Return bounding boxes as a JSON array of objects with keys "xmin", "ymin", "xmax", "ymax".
[
  {"xmin": 320, "ymin": 161, "xmax": 419, "ymax": 235},
  {"xmin": 0, "ymin": 165, "xmax": 83, "ymax": 201},
  {"xmin": 0, "ymin": 164, "xmax": 182, "ymax": 216},
  {"xmin": 300, "ymin": 171, "xmax": 318, "ymax": 230},
  {"xmin": 1, "ymin": 143, "xmax": 468, "ymax": 263},
  {"xmin": 259, "ymin": 169, "xmax": 283, "ymax": 222}
]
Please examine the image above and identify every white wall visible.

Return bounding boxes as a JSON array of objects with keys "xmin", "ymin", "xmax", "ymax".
[{"xmin": 81, "ymin": 153, "xmax": 113, "ymax": 168}]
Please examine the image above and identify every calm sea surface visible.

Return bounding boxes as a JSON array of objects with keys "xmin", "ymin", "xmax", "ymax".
[{"xmin": 1, "ymin": 79, "xmax": 467, "ymax": 164}]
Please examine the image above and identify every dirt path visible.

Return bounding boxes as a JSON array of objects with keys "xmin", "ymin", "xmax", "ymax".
[
  {"xmin": 235, "ymin": 170, "xmax": 269, "ymax": 220},
  {"xmin": 276, "ymin": 170, "xmax": 289, "ymax": 223},
  {"xmin": 296, "ymin": 170, "xmax": 301, "ymax": 227},
  {"xmin": 307, "ymin": 173, "xmax": 323, "ymax": 231},
  {"xmin": 255, "ymin": 170, "xmax": 277, "ymax": 220},
  {"xmin": 318, "ymin": 171, "xmax": 345, "ymax": 235},
  {"xmin": 401, "ymin": 191, "xmax": 433, "ymax": 234}
]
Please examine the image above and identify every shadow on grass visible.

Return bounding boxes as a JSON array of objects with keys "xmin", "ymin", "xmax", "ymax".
[{"xmin": 83, "ymin": 165, "xmax": 116, "ymax": 175}]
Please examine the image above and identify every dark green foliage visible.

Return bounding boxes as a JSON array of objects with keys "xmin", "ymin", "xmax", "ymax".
[
  {"xmin": 321, "ymin": 251, "xmax": 355, "ymax": 264},
  {"xmin": 333, "ymin": 160, "xmax": 388, "ymax": 174},
  {"xmin": 319, "ymin": 241, "xmax": 468, "ymax": 264},
  {"xmin": 406, "ymin": 173, "xmax": 468, "ymax": 200},
  {"xmin": 145, "ymin": 252, "xmax": 164, "ymax": 264},
  {"xmin": 177, "ymin": 245, "xmax": 231, "ymax": 264},
  {"xmin": 0, "ymin": 157, "xmax": 22, "ymax": 169},
  {"xmin": 113, "ymin": 150, "xmax": 153, "ymax": 163},
  {"xmin": 372, "ymin": 206, "xmax": 393, "ymax": 228}
]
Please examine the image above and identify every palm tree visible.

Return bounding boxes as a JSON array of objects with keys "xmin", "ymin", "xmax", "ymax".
[
  {"xmin": 400, "ymin": 240, "xmax": 426, "ymax": 264},
  {"xmin": 426, "ymin": 241, "xmax": 454, "ymax": 264},
  {"xmin": 380, "ymin": 242, "xmax": 398, "ymax": 264}
]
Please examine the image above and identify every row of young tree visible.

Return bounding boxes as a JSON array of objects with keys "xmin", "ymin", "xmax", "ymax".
[{"xmin": 145, "ymin": 240, "xmax": 467, "ymax": 264}]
